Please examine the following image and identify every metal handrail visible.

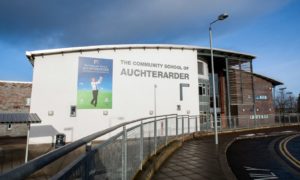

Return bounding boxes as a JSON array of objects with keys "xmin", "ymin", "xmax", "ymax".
[
  {"xmin": 0, "ymin": 114, "xmax": 176, "ymax": 179},
  {"xmin": 1, "ymin": 113, "xmax": 299, "ymax": 179}
]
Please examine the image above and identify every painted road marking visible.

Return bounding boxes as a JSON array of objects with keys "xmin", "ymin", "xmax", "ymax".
[
  {"xmin": 279, "ymin": 134, "xmax": 300, "ymax": 169},
  {"xmin": 244, "ymin": 166, "xmax": 279, "ymax": 180}
]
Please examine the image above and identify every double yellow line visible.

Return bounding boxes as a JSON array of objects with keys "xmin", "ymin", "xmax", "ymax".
[{"xmin": 279, "ymin": 134, "xmax": 300, "ymax": 169}]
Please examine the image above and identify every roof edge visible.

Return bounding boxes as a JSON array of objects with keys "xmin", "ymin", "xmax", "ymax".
[
  {"xmin": 252, "ymin": 72, "xmax": 283, "ymax": 86},
  {"xmin": 0, "ymin": 80, "xmax": 32, "ymax": 84},
  {"xmin": 25, "ymin": 44, "xmax": 256, "ymax": 62}
]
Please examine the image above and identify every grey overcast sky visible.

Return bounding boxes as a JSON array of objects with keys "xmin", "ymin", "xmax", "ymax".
[{"xmin": 0, "ymin": 0, "xmax": 299, "ymax": 95}]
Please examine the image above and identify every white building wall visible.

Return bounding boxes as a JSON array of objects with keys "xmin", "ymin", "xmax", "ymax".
[{"xmin": 29, "ymin": 47, "xmax": 208, "ymax": 144}]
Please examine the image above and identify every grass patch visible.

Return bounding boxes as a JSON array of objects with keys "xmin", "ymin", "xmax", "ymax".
[{"xmin": 77, "ymin": 90, "xmax": 112, "ymax": 109}]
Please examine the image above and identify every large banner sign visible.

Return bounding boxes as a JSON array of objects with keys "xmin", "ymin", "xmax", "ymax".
[{"xmin": 77, "ymin": 57, "xmax": 113, "ymax": 109}]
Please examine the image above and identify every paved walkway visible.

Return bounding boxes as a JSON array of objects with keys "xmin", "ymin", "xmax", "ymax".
[
  {"xmin": 152, "ymin": 136, "xmax": 230, "ymax": 180},
  {"xmin": 152, "ymin": 126, "xmax": 300, "ymax": 180}
]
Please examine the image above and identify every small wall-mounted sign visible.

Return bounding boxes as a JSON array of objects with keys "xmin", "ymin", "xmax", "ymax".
[
  {"xmin": 70, "ymin": 106, "xmax": 76, "ymax": 117},
  {"xmin": 250, "ymin": 114, "xmax": 269, "ymax": 119},
  {"xmin": 103, "ymin": 111, "xmax": 108, "ymax": 116},
  {"xmin": 256, "ymin": 95, "xmax": 267, "ymax": 100},
  {"xmin": 48, "ymin": 110, "xmax": 54, "ymax": 116},
  {"xmin": 149, "ymin": 110, "xmax": 154, "ymax": 115}
]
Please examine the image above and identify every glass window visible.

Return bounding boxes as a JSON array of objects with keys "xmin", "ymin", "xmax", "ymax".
[
  {"xmin": 199, "ymin": 85, "xmax": 203, "ymax": 95},
  {"xmin": 198, "ymin": 62, "xmax": 204, "ymax": 75},
  {"xmin": 25, "ymin": 98, "xmax": 31, "ymax": 106},
  {"xmin": 199, "ymin": 83, "xmax": 207, "ymax": 96},
  {"xmin": 207, "ymin": 85, "xmax": 210, "ymax": 96}
]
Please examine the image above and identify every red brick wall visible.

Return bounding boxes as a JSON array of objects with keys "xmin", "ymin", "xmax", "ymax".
[
  {"xmin": 0, "ymin": 81, "xmax": 31, "ymax": 112},
  {"xmin": 235, "ymin": 74, "xmax": 275, "ymax": 127},
  {"xmin": 0, "ymin": 81, "xmax": 32, "ymax": 137},
  {"xmin": 224, "ymin": 70, "xmax": 276, "ymax": 128}
]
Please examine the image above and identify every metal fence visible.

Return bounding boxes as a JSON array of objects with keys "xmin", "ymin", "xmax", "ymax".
[
  {"xmin": 1, "ymin": 113, "xmax": 299, "ymax": 180},
  {"xmin": 216, "ymin": 113, "xmax": 300, "ymax": 131}
]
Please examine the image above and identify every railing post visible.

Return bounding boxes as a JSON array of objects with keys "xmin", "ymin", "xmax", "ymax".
[
  {"xmin": 199, "ymin": 115, "xmax": 201, "ymax": 132},
  {"xmin": 188, "ymin": 115, "xmax": 190, "ymax": 134},
  {"xmin": 219, "ymin": 117, "xmax": 222, "ymax": 132},
  {"xmin": 289, "ymin": 114, "xmax": 291, "ymax": 124},
  {"xmin": 247, "ymin": 116, "xmax": 250, "ymax": 129},
  {"xmin": 84, "ymin": 142, "xmax": 92, "ymax": 179},
  {"xmin": 203, "ymin": 116, "xmax": 206, "ymax": 131},
  {"xmin": 25, "ymin": 123, "xmax": 30, "ymax": 163},
  {"xmin": 139, "ymin": 120, "xmax": 144, "ymax": 170},
  {"xmin": 176, "ymin": 115, "xmax": 178, "ymax": 136},
  {"xmin": 207, "ymin": 115, "xmax": 210, "ymax": 131},
  {"xmin": 234, "ymin": 117, "xmax": 236, "ymax": 129},
  {"xmin": 154, "ymin": 117, "xmax": 157, "ymax": 154},
  {"xmin": 195, "ymin": 116, "xmax": 198, "ymax": 132},
  {"xmin": 122, "ymin": 126, "xmax": 127, "ymax": 180},
  {"xmin": 182, "ymin": 116, "xmax": 184, "ymax": 141},
  {"xmin": 165, "ymin": 116, "xmax": 168, "ymax": 146},
  {"xmin": 297, "ymin": 113, "xmax": 299, "ymax": 124}
]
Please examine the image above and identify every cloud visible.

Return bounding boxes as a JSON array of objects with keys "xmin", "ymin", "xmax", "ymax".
[{"xmin": 0, "ymin": 0, "xmax": 290, "ymax": 48}]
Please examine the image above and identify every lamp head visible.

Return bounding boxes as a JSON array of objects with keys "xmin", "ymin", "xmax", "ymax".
[
  {"xmin": 218, "ymin": 13, "xmax": 229, "ymax": 20},
  {"xmin": 279, "ymin": 87, "xmax": 287, "ymax": 91}
]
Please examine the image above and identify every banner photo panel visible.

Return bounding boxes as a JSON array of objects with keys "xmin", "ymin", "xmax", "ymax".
[{"xmin": 77, "ymin": 57, "xmax": 113, "ymax": 109}]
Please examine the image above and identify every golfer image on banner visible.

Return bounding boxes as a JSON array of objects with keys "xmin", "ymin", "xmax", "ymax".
[{"xmin": 90, "ymin": 76, "xmax": 103, "ymax": 107}]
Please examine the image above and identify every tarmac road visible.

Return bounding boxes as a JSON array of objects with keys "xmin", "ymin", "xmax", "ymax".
[{"xmin": 227, "ymin": 134, "xmax": 300, "ymax": 180}]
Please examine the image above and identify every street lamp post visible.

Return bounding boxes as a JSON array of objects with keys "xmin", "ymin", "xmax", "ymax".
[{"xmin": 209, "ymin": 13, "xmax": 229, "ymax": 145}]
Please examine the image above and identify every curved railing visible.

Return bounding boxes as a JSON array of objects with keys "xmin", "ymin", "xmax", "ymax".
[
  {"xmin": 0, "ymin": 114, "xmax": 202, "ymax": 180},
  {"xmin": 1, "ymin": 113, "xmax": 299, "ymax": 179}
]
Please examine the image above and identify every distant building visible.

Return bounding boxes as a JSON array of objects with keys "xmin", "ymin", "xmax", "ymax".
[{"xmin": 0, "ymin": 81, "xmax": 32, "ymax": 137}]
